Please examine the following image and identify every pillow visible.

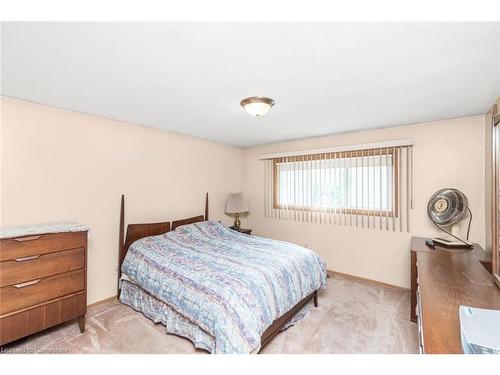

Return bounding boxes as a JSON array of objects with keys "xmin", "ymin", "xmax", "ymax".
[{"xmin": 174, "ymin": 220, "xmax": 225, "ymax": 235}]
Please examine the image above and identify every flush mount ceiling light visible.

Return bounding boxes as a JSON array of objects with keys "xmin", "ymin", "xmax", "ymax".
[{"xmin": 240, "ymin": 96, "xmax": 275, "ymax": 117}]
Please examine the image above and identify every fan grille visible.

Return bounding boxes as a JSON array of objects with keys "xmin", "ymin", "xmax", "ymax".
[{"xmin": 427, "ymin": 188, "xmax": 468, "ymax": 226}]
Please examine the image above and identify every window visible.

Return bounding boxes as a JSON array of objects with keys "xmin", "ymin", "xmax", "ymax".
[
  {"xmin": 273, "ymin": 149, "xmax": 397, "ymax": 216},
  {"xmin": 262, "ymin": 141, "xmax": 413, "ymax": 232}
]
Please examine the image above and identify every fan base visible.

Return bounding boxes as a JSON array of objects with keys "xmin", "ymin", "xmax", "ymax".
[{"xmin": 432, "ymin": 237, "xmax": 473, "ymax": 249}]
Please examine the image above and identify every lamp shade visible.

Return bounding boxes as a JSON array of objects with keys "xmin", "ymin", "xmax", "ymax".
[
  {"xmin": 243, "ymin": 101, "xmax": 272, "ymax": 116},
  {"xmin": 225, "ymin": 193, "xmax": 249, "ymax": 214}
]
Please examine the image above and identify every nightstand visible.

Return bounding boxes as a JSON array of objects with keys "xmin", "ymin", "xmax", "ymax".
[{"xmin": 229, "ymin": 226, "xmax": 252, "ymax": 235}]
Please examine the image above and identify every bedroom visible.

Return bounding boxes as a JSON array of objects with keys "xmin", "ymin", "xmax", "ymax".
[{"xmin": 1, "ymin": 1, "xmax": 500, "ymax": 373}]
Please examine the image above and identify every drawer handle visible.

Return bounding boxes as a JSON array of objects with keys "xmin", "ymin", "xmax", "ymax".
[
  {"xmin": 14, "ymin": 255, "xmax": 41, "ymax": 262},
  {"xmin": 14, "ymin": 279, "xmax": 41, "ymax": 288},
  {"xmin": 14, "ymin": 235, "xmax": 41, "ymax": 242}
]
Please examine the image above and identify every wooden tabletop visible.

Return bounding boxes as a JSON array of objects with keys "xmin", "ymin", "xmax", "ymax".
[
  {"xmin": 411, "ymin": 237, "xmax": 500, "ymax": 353},
  {"xmin": 410, "ymin": 237, "xmax": 492, "ymax": 261}
]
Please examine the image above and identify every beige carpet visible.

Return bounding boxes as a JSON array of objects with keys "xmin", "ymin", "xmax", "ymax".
[{"xmin": 3, "ymin": 274, "xmax": 418, "ymax": 354}]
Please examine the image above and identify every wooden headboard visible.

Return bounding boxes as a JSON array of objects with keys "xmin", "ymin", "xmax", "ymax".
[
  {"xmin": 171, "ymin": 193, "xmax": 209, "ymax": 230},
  {"xmin": 117, "ymin": 193, "xmax": 209, "ymax": 296}
]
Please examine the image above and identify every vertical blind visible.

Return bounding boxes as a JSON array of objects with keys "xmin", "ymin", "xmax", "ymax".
[{"xmin": 262, "ymin": 140, "xmax": 414, "ymax": 232}]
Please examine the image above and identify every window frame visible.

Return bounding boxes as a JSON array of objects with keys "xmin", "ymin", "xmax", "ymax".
[
  {"xmin": 490, "ymin": 102, "xmax": 500, "ymax": 290},
  {"xmin": 272, "ymin": 148, "xmax": 399, "ymax": 217}
]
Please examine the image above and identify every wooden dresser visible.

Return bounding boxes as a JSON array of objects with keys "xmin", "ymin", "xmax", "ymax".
[
  {"xmin": 410, "ymin": 237, "xmax": 500, "ymax": 354},
  {"xmin": 0, "ymin": 224, "xmax": 88, "ymax": 346}
]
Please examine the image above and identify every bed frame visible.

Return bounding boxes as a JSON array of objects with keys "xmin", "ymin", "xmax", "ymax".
[{"xmin": 117, "ymin": 193, "xmax": 319, "ymax": 352}]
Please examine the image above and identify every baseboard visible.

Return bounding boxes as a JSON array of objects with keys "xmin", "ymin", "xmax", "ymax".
[
  {"xmin": 87, "ymin": 295, "xmax": 117, "ymax": 309},
  {"xmin": 327, "ymin": 269, "xmax": 409, "ymax": 291}
]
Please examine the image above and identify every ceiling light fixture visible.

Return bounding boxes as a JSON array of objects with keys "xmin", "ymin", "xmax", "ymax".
[{"xmin": 240, "ymin": 96, "xmax": 275, "ymax": 117}]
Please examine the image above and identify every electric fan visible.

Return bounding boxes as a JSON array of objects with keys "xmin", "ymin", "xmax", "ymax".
[{"xmin": 427, "ymin": 188, "xmax": 473, "ymax": 248}]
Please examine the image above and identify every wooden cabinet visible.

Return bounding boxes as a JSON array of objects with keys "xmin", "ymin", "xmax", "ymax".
[
  {"xmin": 410, "ymin": 237, "xmax": 500, "ymax": 354},
  {"xmin": 0, "ymin": 227, "xmax": 88, "ymax": 346}
]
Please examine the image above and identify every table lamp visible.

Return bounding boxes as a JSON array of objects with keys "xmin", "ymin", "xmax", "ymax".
[{"xmin": 225, "ymin": 192, "xmax": 249, "ymax": 228}]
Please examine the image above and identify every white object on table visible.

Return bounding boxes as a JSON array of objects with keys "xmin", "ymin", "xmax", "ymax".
[{"xmin": 460, "ymin": 305, "xmax": 500, "ymax": 354}]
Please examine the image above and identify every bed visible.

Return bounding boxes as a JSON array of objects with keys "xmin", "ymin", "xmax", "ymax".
[{"xmin": 117, "ymin": 193, "xmax": 327, "ymax": 353}]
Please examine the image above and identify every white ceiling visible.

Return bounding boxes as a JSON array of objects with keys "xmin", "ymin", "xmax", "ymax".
[{"xmin": 1, "ymin": 22, "xmax": 499, "ymax": 147}]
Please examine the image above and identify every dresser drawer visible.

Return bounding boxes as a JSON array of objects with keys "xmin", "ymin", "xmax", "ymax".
[
  {"xmin": 0, "ymin": 292, "xmax": 86, "ymax": 345},
  {"xmin": 0, "ymin": 247, "xmax": 85, "ymax": 288},
  {"xmin": 0, "ymin": 231, "xmax": 87, "ymax": 262},
  {"xmin": 0, "ymin": 269, "xmax": 85, "ymax": 315}
]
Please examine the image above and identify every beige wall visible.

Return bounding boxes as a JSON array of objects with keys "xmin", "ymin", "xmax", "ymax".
[
  {"xmin": 0, "ymin": 96, "xmax": 488, "ymax": 297},
  {"xmin": 0, "ymin": 97, "xmax": 244, "ymax": 304},
  {"xmin": 244, "ymin": 116, "xmax": 486, "ymax": 288}
]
